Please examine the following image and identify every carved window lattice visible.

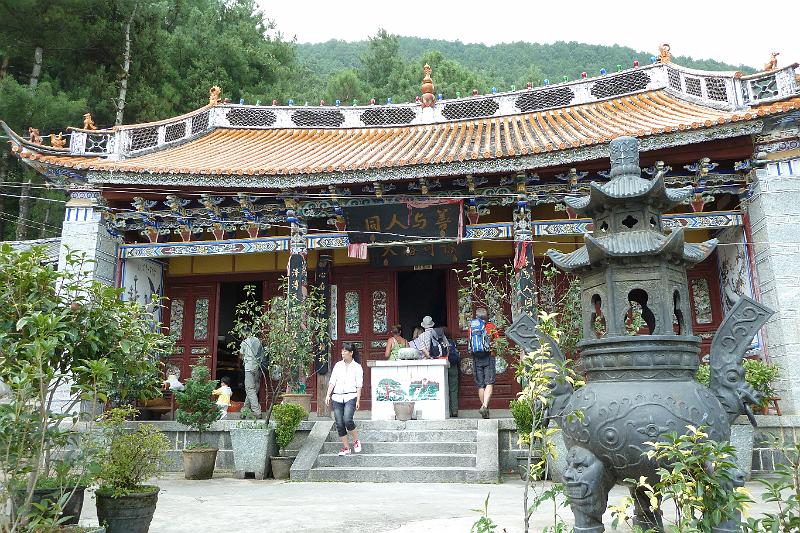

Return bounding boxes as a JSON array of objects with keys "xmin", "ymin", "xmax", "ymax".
[
  {"xmin": 690, "ymin": 278, "xmax": 713, "ymax": 324},
  {"xmin": 129, "ymin": 127, "xmax": 159, "ymax": 152},
  {"xmin": 344, "ymin": 291, "xmax": 360, "ymax": 334},
  {"xmin": 442, "ymin": 98, "xmax": 500, "ymax": 120},
  {"xmin": 360, "ymin": 107, "xmax": 416, "ymax": 126},
  {"xmin": 170, "ymin": 298, "xmax": 185, "ymax": 340},
  {"xmin": 667, "ymin": 68, "xmax": 682, "ymax": 91},
  {"xmin": 741, "ymin": 82, "xmax": 750, "ymax": 104},
  {"xmin": 227, "ymin": 108, "xmax": 277, "ymax": 127},
  {"xmin": 750, "ymin": 75, "xmax": 779, "ymax": 101},
  {"xmin": 372, "ymin": 290, "xmax": 387, "ymax": 333},
  {"xmin": 84, "ymin": 133, "xmax": 110, "ymax": 154},
  {"xmin": 685, "ymin": 77, "xmax": 702, "ymax": 98},
  {"xmin": 704, "ymin": 77, "xmax": 728, "ymax": 102},
  {"xmin": 191, "ymin": 111, "xmax": 210, "ymax": 134},
  {"xmin": 164, "ymin": 122, "xmax": 186, "ymax": 143},
  {"xmin": 515, "ymin": 87, "xmax": 575, "ymax": 112},
  {"xmin": 194, "ymin": 298, "xmax": 209, "ymax": 340},
  {"xmin": 590, "ymin": 70, "xmax": 651, "ymax": 99},
  {"xmin": 291, "ymin": 109, "xmax": 345, "ymax": 127}
]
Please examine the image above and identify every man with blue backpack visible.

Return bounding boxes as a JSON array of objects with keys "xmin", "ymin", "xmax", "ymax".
[{"xmin": 468, "ymin": 307, "xmax": 499, "ymax": 419}]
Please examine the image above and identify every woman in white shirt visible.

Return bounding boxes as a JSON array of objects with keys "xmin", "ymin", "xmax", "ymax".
[{"xmin": 324, "ymin": 342, "xmax": 364, "ymax": 456}]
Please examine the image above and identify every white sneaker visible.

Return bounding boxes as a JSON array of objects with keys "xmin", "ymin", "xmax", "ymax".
[
  {"xmin": 338, "ymin": 448, "xmax": 351, "ymax": 456},
  {"xmin": 353, "ymin": 440, "xmax": 362, "ymax": 453}
]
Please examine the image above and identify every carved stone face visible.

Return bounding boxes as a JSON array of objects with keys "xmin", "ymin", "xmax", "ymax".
[{"xmin": 563, "ymin": 446, "xmax": 606, "ymax": 503}]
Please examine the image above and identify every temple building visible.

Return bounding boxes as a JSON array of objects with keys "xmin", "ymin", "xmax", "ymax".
[{"xmin": 4, "ymin": 52, "xmax": 800, "ymax": 416}]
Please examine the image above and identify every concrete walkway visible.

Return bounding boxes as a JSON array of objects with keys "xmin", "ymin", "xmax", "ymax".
[{"xmin": 75, "ymin": 473, "xmax": 782, "ymax": 533}]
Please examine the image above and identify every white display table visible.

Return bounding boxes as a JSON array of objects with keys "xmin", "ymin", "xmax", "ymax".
[{"xmin": 367, "ymin": 359, "xmax": 450, "ymax": 420}]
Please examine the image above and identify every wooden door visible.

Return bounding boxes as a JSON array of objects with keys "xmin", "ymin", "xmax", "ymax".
[
  {"xmin": 164, "ymin": 284, "xmax": 219, "ymax": 381},
  {"xmin": 333, "ymin": 268, "xmax": 396, "ymax": 411},
  {"xmin": 447, "ymin": 266, "xmax": 522, "ymax": 410}
]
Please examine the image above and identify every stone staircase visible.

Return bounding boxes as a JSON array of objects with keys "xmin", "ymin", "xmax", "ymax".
[{"xmin": 291, "ymin": 419, "xmax": 499, "ymax": 483}]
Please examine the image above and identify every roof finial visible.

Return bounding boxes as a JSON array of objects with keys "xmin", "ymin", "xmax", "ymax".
[
  {"xmin": 51, "ymin": 132, "xmax": 66, "ymax": 148},
  {"xmin": 421, "ymin": 64, "xmax": 436, "ymax": 108},
  {"xmin": 764, "ymin": 52, "xmax": 779, "ymax": 71},
  {"xmin": 27, "ymin": 127, "xmax": 42, "ymax": 144},
  {"xmin": 657, "ymin": 43, "xmax": 671, "ymax": 64},
  {"xmin": 209, "ymin": 86, "xmax": 222, "ymax": 106},
  {"xmin": 82, "ymin": 113, "xmax": 97, "ymax": 130}
]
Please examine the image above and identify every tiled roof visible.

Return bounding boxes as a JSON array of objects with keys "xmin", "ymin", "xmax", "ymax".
[
  {"xmin": 10, "ymin": 91, "xmax": 800, "ymax": 179},
  {"xmin": 5, "ymin": 238, "xmax": 61, "ymax": 265}
]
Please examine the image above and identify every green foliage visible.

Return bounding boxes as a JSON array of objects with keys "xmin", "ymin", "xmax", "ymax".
[
  {"xmin": 470, "ymin": 493, "xmax": 499, "ymax": 533},
  {"xmin": 695, "ymin": 358, "xmax": 780, "ymax": 408},
  {"xmin": 742, "ymin": 438, "xmax": 800, "ymax": 532},
  {"xmin": 271, "ymin": 402, "xmax": 306, "ymax": 451},
  {"xmin": 91, "ymin": 406, "xmax": 170, "ymax": 498},
  {"xmin": 175, "ymin": 361, "xmax": 220, "ymax": 447},
  {"xmin": 611, "ymin": 426, "xmax": 750, "ymax": 531},
  {"xmin": 0, "ymin": 244, "xmax": 172, "ymax": 530},
  {"xmin": 229, "ymin": 280, "xmax": 329, "ymax": 423},
  {"xmin": 509, "ymin": 398, "xmax": 533, "ymax": 446}
]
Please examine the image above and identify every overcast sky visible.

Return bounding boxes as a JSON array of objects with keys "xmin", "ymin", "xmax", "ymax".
[{"xmin": 259, "ymin": 0, "xmax": 799, "ymax": 70}]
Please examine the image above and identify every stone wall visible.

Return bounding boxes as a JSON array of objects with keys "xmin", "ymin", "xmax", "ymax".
[
  {"xmin": 747, "ymin": 157, "xmax": 800, "ymax": 414},
  {"xmin": 129, "ymin": 420, "xmax": 313, "ymax": 472},
  {"xmin": 751, "ymin": 415, "xmax": 800, "ymax": 475}
]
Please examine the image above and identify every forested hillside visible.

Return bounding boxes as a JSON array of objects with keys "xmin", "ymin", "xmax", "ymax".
[
  {"xmin": 0, "ymin": 0, "xmax": 755, "ymax": 241},
  {"xmin": 298, "ymin": 37, "xmax": 755, "ymax": 89}
]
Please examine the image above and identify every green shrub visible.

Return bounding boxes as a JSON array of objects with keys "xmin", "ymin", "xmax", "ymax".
[
  {"xmin": 175, "ymin": 361, "xmax": 220, "ymax": 447},
  {"xmin": 92, "ymin": 407, "xmax": 170, "ymax": 498},
  {"xmin": 509, "ymin": 398, "xmax": 533, "ymax": 446},
  {"xmin": 272, "ymin": 403, "xmax": 307, "ymax": 451}
]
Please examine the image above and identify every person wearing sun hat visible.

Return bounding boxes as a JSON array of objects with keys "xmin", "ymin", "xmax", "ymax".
[{"xmin": 409, "ymin": 316, "xmax": 436, "ymax": 358}]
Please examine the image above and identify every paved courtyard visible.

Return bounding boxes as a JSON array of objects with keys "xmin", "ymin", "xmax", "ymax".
[{"xmin": 75, "ymin": 473, "xmax": 782, "ymax": 532}]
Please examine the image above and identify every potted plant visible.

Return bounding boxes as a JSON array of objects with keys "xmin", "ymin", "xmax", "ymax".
[
  {"xmin": 175, "ymin": 361, "xmax": 221, "ymax": 479},
  {"xmin": 92, "ymin": 407, "xmax": 170, "ymax": 533},
  {"xmin": 229, "ymin": 407, "xmax": 276, "ymax": 480},
  {"xmin": 269, "ymin": 403, "xmax": 308, "ymax": 479}
]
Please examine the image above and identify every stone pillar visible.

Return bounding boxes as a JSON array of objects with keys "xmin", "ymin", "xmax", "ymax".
[
  {"xmin": 54, "ymin": 189, "xmax": 118, "ymax": 414},
  {"xmin": 513, "ymin": 205, "xmax": 536, "ymax": 318},
  {"xmin": 747, "ymin": 157, "xmax": 800, "ymax": 414},
  {"xmin": 287, "ymin": 210, "xmax": 307, "ymax": 302},
  {"xmin": 314, "ymin": 255, "xmax": 332, "ymax": 416},
  {"xmin": 58, "ymin": 189, "xmax": 117, "ymax": 285}
]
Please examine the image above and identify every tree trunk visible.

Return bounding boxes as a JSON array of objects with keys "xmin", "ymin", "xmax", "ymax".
[
  {"xmin": 29, "ymin": 46, "xmax": 42, "ymax": 88},
  {"xmin": 0, "ymin": 152, "xmax": 7, "ymax": 238},
  {"xmin": 0, "ymin": 55, "xmax": 8, "ymax": 79},
  {"xmin": 40, "ymin": 204, "xmax": 51, "ymax": 238},
  {"xmin": 115, "ymin": 3, "xmax": 138, "ymax": 125},
  {"xmin": 16, "ymin": 175, "xmax": 32, "ymax": 240}
]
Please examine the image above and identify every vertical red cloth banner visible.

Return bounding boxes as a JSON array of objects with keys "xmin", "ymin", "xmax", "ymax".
[
  {"xmin": 404, "ymin": 198, "xmax": 464, "ymax": 243},
  {"xmin": 513, "ymin": 241, "xmax": 529, "ymax": 271}
]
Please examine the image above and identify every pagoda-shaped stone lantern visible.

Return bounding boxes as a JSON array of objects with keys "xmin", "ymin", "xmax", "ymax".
[{"xmin": 505, "ymin": 136, "xmax": 773, "ymax": 532}]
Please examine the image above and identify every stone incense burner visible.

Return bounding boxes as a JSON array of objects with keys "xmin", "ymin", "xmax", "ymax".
[{"xmin": 507, "ymin": 136, "xmax": 773, "ymax": 533}]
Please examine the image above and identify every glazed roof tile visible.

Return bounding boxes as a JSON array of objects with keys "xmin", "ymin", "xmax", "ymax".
[{"xmin": 8, "ymin": 91, "xmax": 800, "ymax": 180}]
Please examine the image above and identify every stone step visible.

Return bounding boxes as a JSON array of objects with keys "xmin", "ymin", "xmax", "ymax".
[
  {"xmin": 325, "ymin": 429, "xmax": 477, "ymax": 442},
  {"xmin": 315, "ymin": 453, "xmax": 476, "ymax": 468},
  {"xmin": 327, "ymin": 419, "xmax": 480, "ymax": 430},
  {"xmin": 320, "ymin": 440, "xmax": 477, "ymax": 455},
  {"xmin": 307, "ymin": 466, "xmax": 480, "ymax": 483}
]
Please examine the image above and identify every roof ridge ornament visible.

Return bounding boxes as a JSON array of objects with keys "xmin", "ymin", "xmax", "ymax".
[
  {"xmin": 82, "ymin": 113, "xmax": 97, "ymax": 131},
  {"xmin": 421, "ymin": 64, "xmax": 436, "ymax": 108},
  {"xmin": 657, "ymin": 43, "xmax": 672, "ymax": 64},
  {"xmin": 209, "ymin": 86, "xmax": 222, "ymax": 106},
  {"xmin": 764, "ymin": 51, "xmax": 779, "ymax": 71}
]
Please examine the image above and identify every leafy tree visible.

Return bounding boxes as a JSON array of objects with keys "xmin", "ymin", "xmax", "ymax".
[
  {"xmin": 360, "ymin": 28, "xmax": 405, "ymax": 99},
  {"xmin": 325, "ymin": 69, "xmax": 365, "ymax": 105},
  {"xmin": 175, "ymin": 361, "xmax": 220, "ymax": 448}
]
